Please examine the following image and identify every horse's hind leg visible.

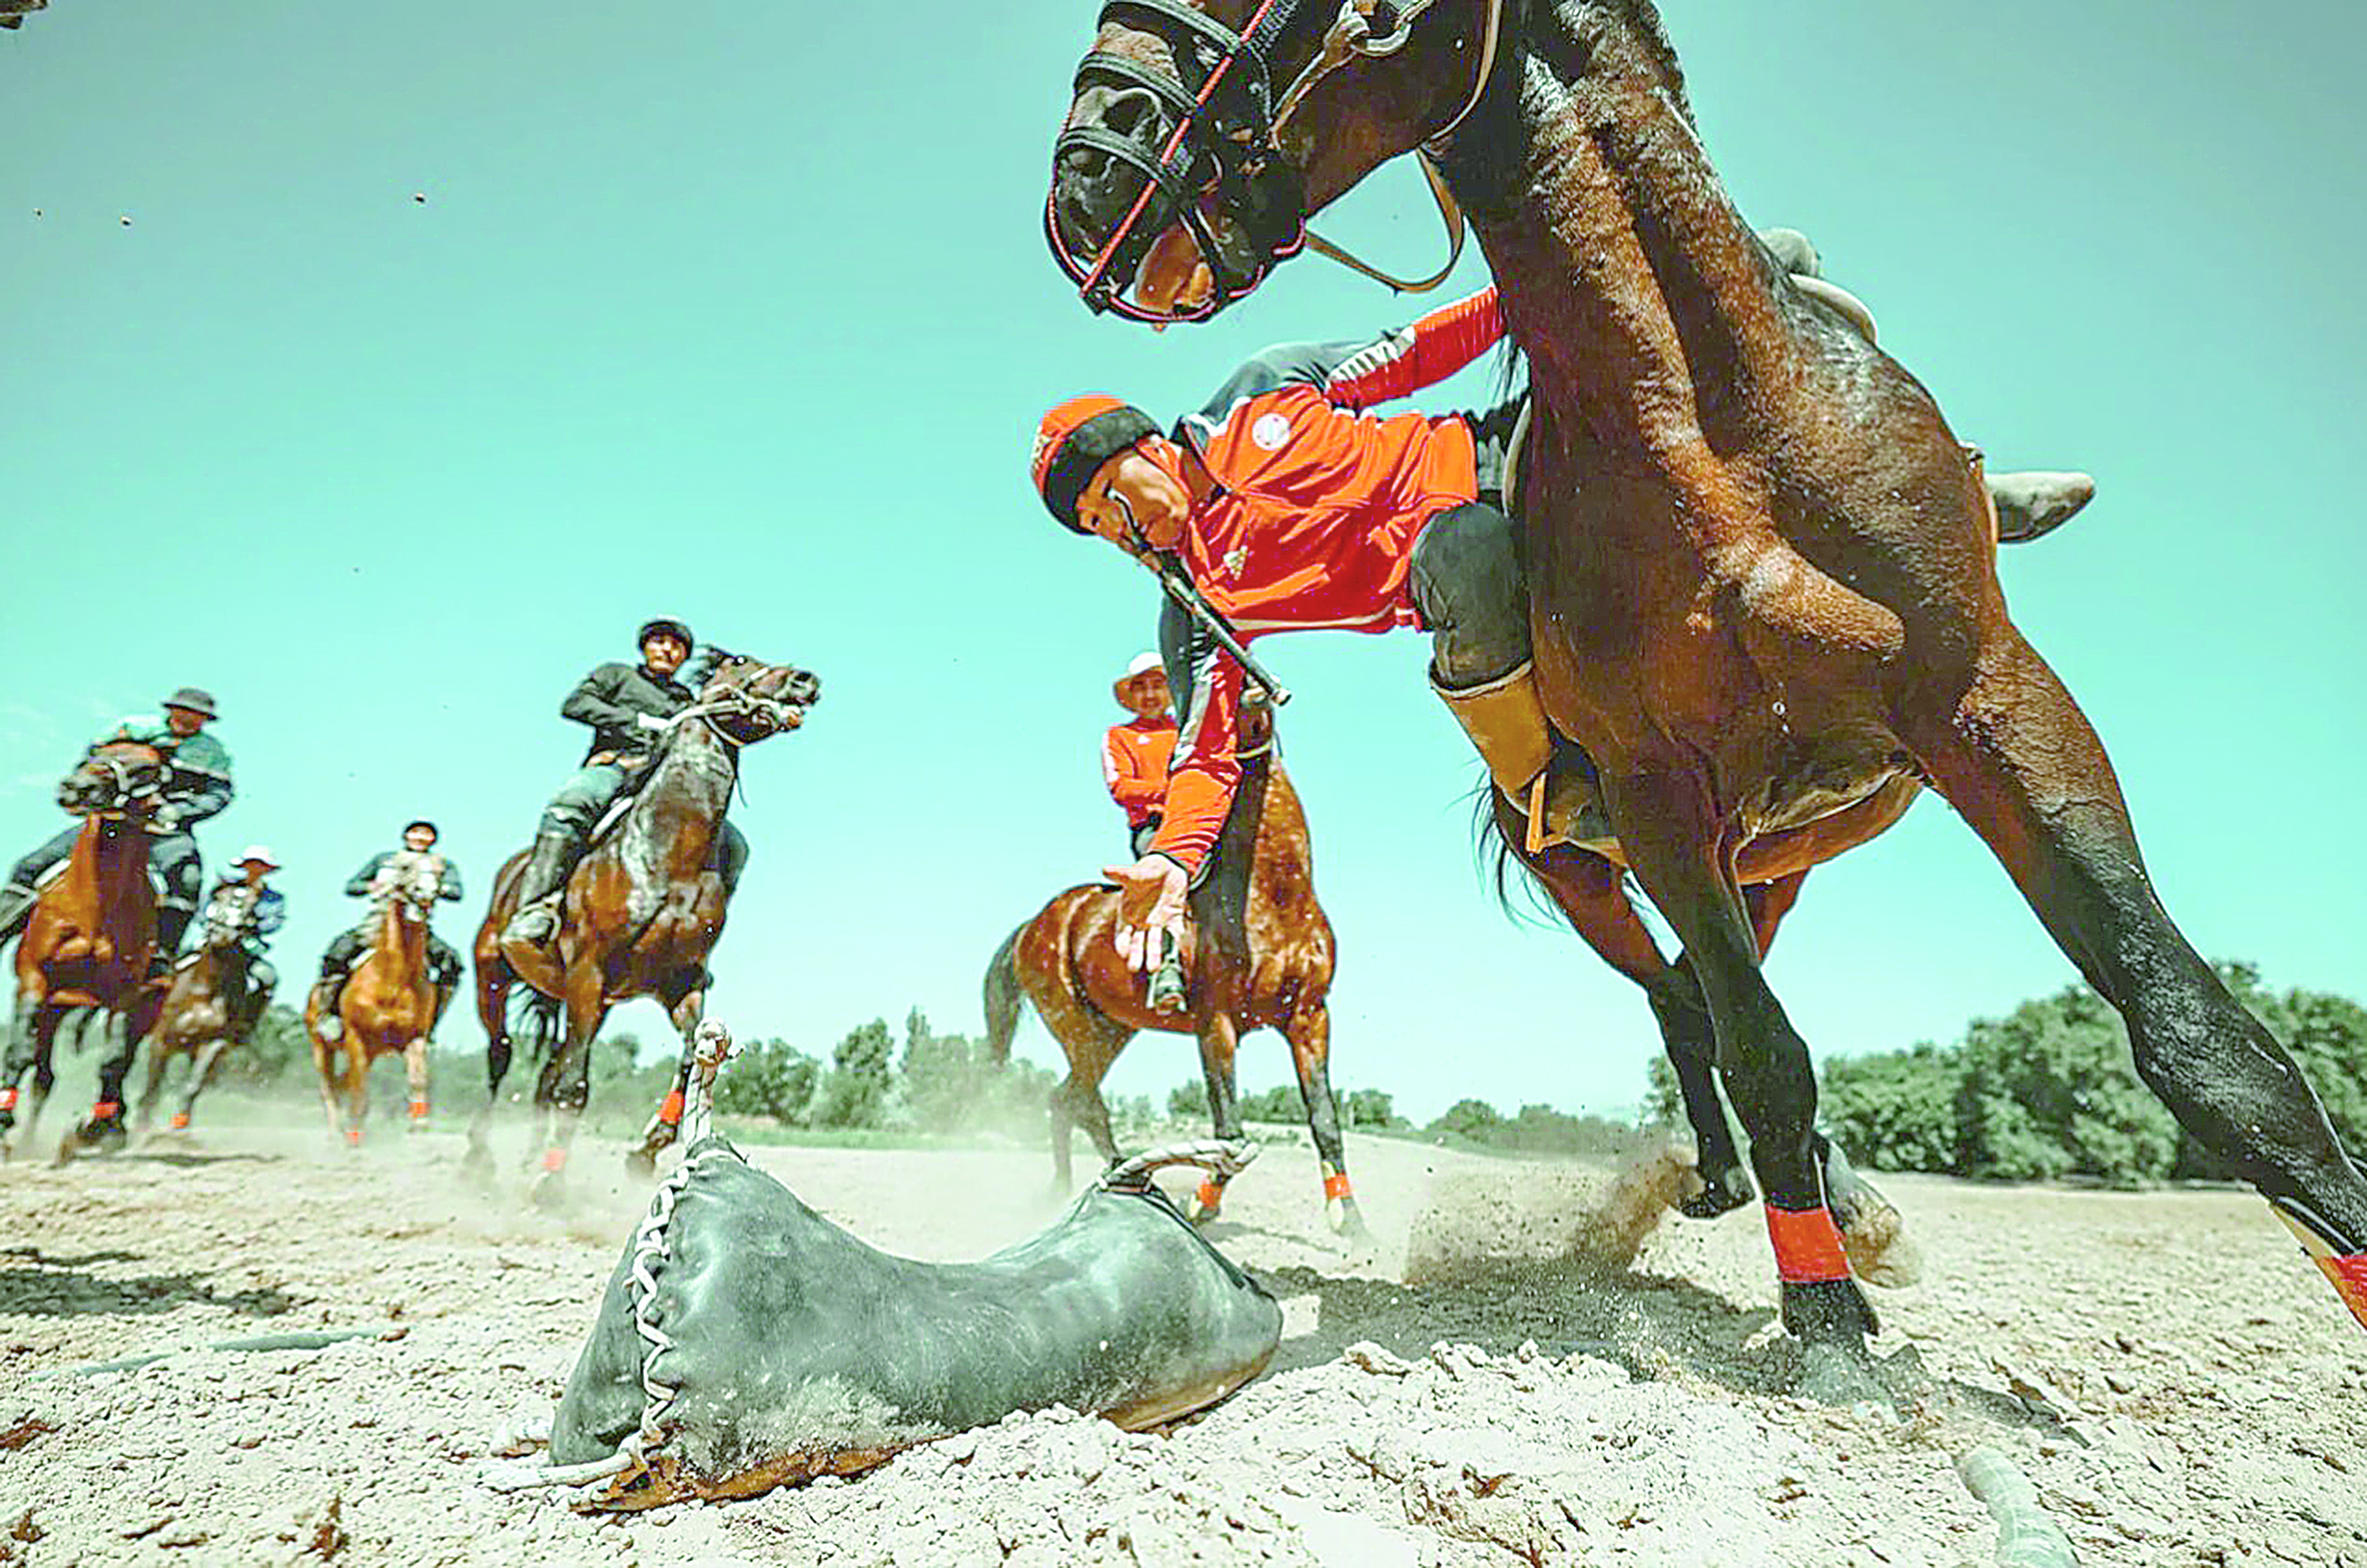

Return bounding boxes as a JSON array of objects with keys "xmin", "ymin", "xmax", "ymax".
[
  {"xmin": 403, "ymin": 1037, "xmax": 430, "ymax": 1133},
  {"xmin": 529, "ymin": 972, "xmax": 605, "ymax": 1206},
  {"xmin": 312, "ymin": 1032, "xmax": 348, "ymax": 1143},
  {"xmin": 1282, "ymin": 1001, "xmax": 1366, "ymax": 1239},
  {"xmin": 1050, "ymin": 1020, "xmax": 1128, "ymax": 1193},
  {"xmin": 0, "ymin": 994, "xmax": 37, "ymax": 1146},
  {"xmin": 1896, "ymin": 629, "xmax": 2367, "ymax": 1328},
  {"xmin": 1601, "ymin": 770, "xmax": 1880, "ymax": 1386}
]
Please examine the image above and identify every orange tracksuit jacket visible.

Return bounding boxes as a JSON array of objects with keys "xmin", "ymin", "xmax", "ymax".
[
  {"xmin": 1146, "ymin": 286, "xmax": 1505, "ymax": 875},
  {"xmin": 1103, "ymin": 717, "xmax": 1178, "ymax": 829}
]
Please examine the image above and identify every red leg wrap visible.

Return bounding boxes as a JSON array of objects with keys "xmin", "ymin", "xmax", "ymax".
[
  {"xmin": 1764, "ymin": 1203, "xmax": 1853, "ymax": 1283},
  {"xmin": 344, "ymin": 1126, "xmax": 363, "ymax": 1146},
  {"xmin": 542, "ymin": 1147, "xmax": 567, "ymax": 1172},
  {"xmin": 92, "ymin": 1100, "xmax": 120, "ymax": 1120},
  {"xmin": 2319, "ymin": 1252, "xmax": 2367, "ymax": 1329},
  {"xmin": 1194, "ymin": 1180, "xmax": 1224, "ymax": 1211},
  {"xmin": 408, "ymin": 1098, "xmax": 429, "ymax": 1119},
  {"xmin": 657, "ymin": 1089, "xmax": 685, "ymax": 1126},
  {"xmin": 0, "ymin": 1088, "xmax": 17, "ymax": 1112},
  {"xmin": 168, "ymin": 1112, "xmax": 191, "ymax": 1130},
  {"xmin": 1322, "ymin": 1172, "xmax": 1354, "ymax": 1201}
]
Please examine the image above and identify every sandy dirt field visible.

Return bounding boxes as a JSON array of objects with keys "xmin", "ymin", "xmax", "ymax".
[{"xmin": 0, "ymin": 1079, "xmax": 2360, "ymax": 1568}]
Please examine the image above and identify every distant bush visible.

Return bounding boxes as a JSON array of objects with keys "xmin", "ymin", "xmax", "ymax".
[{"xmin": 715, "ymin": 1036, "xmax": 820, "ymax": 1125}]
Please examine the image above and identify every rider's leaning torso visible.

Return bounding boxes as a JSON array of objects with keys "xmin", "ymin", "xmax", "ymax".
[
  {"xmin": 345, "ymin": 849, "xmax": 464, "ymax": 905},
  {"xmin": 561, "ymin": 662, "xmax": 695, "ymax": 764},
  {"xmin": 1148, "ymin": 288, "xmax": 1505, "ymax": 875},
  {"xmin": 100, "ymin": 715, "xmax": 234, "ymax": 823}
]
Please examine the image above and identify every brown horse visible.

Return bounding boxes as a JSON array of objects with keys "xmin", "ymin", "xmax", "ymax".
[
  {"xmin": 306, "ymin": 857, "xmax": 444, "ymax": 1146},
  {"xmin": 138, "ymin": 889, "xmax": 263, "ymax": 1134},
  {"xmin": 984, "ymin": 703, "xmax": 1364, "ymax": 1235},
  {"xmin": 1044, "ymin": 0, "xmax": 2367, "ymax": 1369},
  {"xmin": 469, "ymin": 649, "xmax": 818, "ymax": 1201},
  {"xmin": 0, "ymin": 741, "xmax": 168, "ymax": 1158}
]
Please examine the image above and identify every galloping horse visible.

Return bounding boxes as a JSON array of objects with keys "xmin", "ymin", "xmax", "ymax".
[
  {"xmin": 138, "ymin": 887, "xmax": 260, "ymax": 1134},
  {"xmin": 984, "ymin": 701, "xmax": 1364, "ymax": 1235},
  {"xmin": 470, "ymin": 649, "xmax": 817, "ymax": 1199},
  {"xmin": 1043, "ymin": 0, "xmax": 2367, "ymax": 1367},
  {"xmin": 0, "ymin": 741, "xmax": 168, "ymax": 1157},
  {"xmin": 305, "ymin": 856, "xmax": 444, "ymax": 1145}
]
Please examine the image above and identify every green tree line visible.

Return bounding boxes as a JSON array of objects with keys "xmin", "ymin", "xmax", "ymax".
[{"xmin": 1647, "ymin": 961, "xmax": 2367, "ymax": 1187}]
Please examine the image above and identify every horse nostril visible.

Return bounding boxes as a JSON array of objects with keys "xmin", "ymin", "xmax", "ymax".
[{"xmin": 1102, "ymin": 86, "xmax": 1160, "ymax": 141}]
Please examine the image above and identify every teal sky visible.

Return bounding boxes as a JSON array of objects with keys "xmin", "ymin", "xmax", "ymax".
[{"xmin": 4, "ymin": 1, "xmax": 2361, "ymax": 1123}]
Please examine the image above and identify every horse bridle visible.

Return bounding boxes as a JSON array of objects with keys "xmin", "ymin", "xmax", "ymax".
[
  {"xmin": 65, "ymin": 750, "xmax": 163, "ymax": 820},
  {"xmin": 1046, "ymin": 0, "xmax": 1505, "ymax": 323}
]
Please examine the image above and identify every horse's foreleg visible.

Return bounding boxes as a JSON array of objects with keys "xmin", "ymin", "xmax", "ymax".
[
  {"xmin": 530, "ymin": 972, "xmax": 604, "ymax": 1205},
  {"xmin": 1603, "ymin": 770, "xmax": 1877, "ymax": 1382},
  {"xmin": 626, "ymin": 985, "xmax": 702, "ymax": 1175},
  {"xmin": 1645, "ymin": 963, "xmax": 1752, "ymax": 1217},
  {"xmin": 1896, "ymin": 629, "xmax": 2367, "ymax": 1331},
  {"xmin": 1512, "ymin": 826, "xmax": 1753, "ymax": 1217},
  {"xmin": 403, "ymin": 1036, "xmax": 430, "ymax": 1132},
  {"xmin": 136, "ymin": 1038, "xmax": 175, "ymax": 1132},
  {"xmin": 1189, "ymin": 1014, "xmax": 1243, "ymax": 1223},
  {"xmin": 179, "ymin": 1038, "xmax": 232, "ymax": 1131},
  {"xmin": 342, "ymin": 1030, "xmax": 371, "ymax": 1148},
  {"xmin": 1283, "ymin": 1001, "xmax": 1364, "ymax": 1239},
  {"xmin": 312, "ymin": 1028, "xmax": 348, "ymax": 1144},
  {"xmin": 0, "ymin": 993, "xmax": 37, "ymax": 1138}
]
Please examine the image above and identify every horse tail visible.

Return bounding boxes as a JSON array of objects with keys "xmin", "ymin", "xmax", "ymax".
[
  {"xmin": 982, "ymin": 924, "xmax": 1030, "ymax": 1066},
  {"xmin": 1470, "ymin": 784, "xmax": 1535, "ymax": 922}
]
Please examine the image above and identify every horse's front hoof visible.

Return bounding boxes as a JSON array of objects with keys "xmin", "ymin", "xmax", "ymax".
[
  {"xmin": 1329, "ymin": 1194, "xmax": 1372, "ymax": 1243},
  {"xmin": 528, "ymin": 1170, "xmax": 569, "ymax": 1213},
  {"xmin": 623, "ymin": 1146, "xmax": 657, "ymax": 1179},
  {"xmin": 1796, "ymin": 1339, "xmax": 1890, "ymax": 1409},
  {"xmin": 1677, "ymin": 1162, "xmax": 1755, "ymax": 1220},
  {"xmin": 1823, "ymin": 1146, "xmax": 1921, "ymax": 1289}
]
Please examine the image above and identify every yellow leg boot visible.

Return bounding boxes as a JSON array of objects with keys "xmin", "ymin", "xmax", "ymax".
[{"xmin": 1432, "ymin": 664, "xmax": 1608, "ymax": 853}]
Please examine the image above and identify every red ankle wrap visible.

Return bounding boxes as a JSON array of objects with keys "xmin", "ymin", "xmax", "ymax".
[
  {"xmin": 658, "ymin": 1089, "xmax": 685, "ymax": 1125},
  {"xmin": 1764, "ymin": 1203, "xmax": 1852, "ymax": 1283}
]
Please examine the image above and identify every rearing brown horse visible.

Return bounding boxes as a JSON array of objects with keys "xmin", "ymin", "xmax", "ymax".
[
  {"xmin": 470, "ymin": 649, "xmax": 818, "ymax": 1201},
  {"xmin": 0, "ymin": 741, "xmax": 168, "ymax": 1158},
  {"xmin": 1044, "ymin": 0, "xmax": 2367, "ymax": 1370},
  {"xmin": 984, "ymin": 702, "xmax": 1364, "ymax": 1235}
]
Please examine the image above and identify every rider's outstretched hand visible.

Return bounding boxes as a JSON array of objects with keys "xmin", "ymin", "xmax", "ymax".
[{"xmin": 1102, "ymin": 855, "xmax": 1189, "ymax": 973}]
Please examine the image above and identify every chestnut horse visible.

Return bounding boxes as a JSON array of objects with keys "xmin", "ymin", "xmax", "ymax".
[
  {"xmin": 1043, "ymin": 0, "xmax": 2367, "ymax": 1372},
  {"xmin": 469, "ymin": 649, "xmax": 818, "ymax": 1201},
  {"xmin": 983, "ymin": 703, "xmax": 1364, "ymax": 1236},
  {"xmin": 305, "ymin": 857, "xmax": 443, "ymax": 1145},
  {"xmin": 138, "ymin": 888, "xmax": 262, "ymax": 1134},
  {"xmin": 0, "ymin": 741, "xmax": 168, "ymax": 1158}
]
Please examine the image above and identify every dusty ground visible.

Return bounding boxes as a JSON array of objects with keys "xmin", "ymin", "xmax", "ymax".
[{"xmin": 0, "ymin": 1078, "xmax": 2360, "ymax": 1567}]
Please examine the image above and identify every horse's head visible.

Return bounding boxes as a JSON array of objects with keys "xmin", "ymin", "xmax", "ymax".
[
  {"xmin": 1046, "ymin": 0, "xmax": 1504, "ymax": 321},
  {"xmin": 687, "ymin": 649, "xmax": 822, "ymax": 748},
  {"xmin": 56, "ymin": 742, "xmax": 167, "ymax": 820}
]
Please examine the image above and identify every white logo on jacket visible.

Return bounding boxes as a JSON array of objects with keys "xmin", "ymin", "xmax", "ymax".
[{"xmin": 1250, "ymin": 412, "xmax": 1291, "ymax": 451}]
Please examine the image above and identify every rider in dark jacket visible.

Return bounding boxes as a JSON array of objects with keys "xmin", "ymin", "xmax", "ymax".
[{"xmin": 502, "ymin": 619, "xmax": 748, "ymax": 945}]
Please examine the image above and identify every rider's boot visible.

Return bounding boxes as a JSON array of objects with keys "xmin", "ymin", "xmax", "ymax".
[
  {"xmin": 313, "ymin": 961, "xmax": 349, "ymax": 1042},
  {"xmin": 502, "ymin": 831, "xmax": 577, "ymax": 947},
  {"xmin": 1433, "ymin": 663, "xmax": 1608, "ymax": 853},
  {"xmin": 0, "ymin": 881, "xmax": 37, "ymax": 945},
  {"xmin": 1989, "ymin": 470, "xmax": 2096, "ymax": 544},
  {"xmin": 150, "ymin": 904, "xmax": 194, "ymax": 979}
]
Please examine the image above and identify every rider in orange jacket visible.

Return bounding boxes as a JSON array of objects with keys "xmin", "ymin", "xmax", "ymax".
[
  {"xmin": 1103, "ymin": 653, "xmax": 1177, "ymax": 858},
  {"xmin": 1033, "ymin": 275, "xmax": 2093, "ymax": 965}
]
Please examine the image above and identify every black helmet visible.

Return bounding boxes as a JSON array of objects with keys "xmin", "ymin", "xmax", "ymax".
[
  {"xmin": 403, "ymin": 819, "xmax": 438, "ymax": 840},
  {"xmin": 637, "ymin": 617, "xmax": 694, "ymax": 651}
]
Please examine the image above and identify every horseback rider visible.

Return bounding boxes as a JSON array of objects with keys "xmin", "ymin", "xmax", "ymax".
[
  {"xmin": 310, "ymin": 820, "xmax": 464, "ymax": 1041},
  {"xmin": 501, "ymin": 618, "xmax": 749, "ymax": 947},
  {"xmin": 194, "ymin": 846, "xmax": 287, "ymax": 1047},
  {"xmin": 1104, "ymin": 653, "xmax": 1177, "ymax": 859},
  {"xmin": 1032, "ymin": 271, "xmax": 2095, "ymax": 961},
  {"xmin": 0, "ymin": 687, "xmax": 233, "ymax": 967}
]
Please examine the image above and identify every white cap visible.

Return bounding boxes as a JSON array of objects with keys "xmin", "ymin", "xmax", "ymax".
[
  {"xmin": 1124, "ymin": 651, "xmax": 1162, "ymax": 678},
  {"xmin": 231, "ymin": 844, "xmax": 280, "ymax": 870}
]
